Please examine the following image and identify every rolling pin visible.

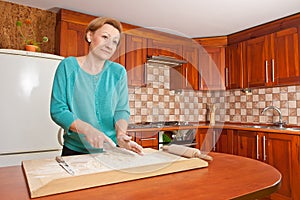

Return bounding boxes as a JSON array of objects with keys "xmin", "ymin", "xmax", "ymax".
[{"xmin": 162, "ymin": 144, "xmax": 213, "ymax": 161}]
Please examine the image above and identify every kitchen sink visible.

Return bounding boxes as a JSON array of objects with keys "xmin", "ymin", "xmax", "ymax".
[
  {"xmin": 250, "ymin": 125, "xmax": 269, "ymax": 129},
  {"xmin": 284, "ymin": 127, "xmax": 300, "ymax": 131},
  {"xmin": 128, "ymin": 121, "xmax": 196, "ymax": 129},
  {"xmin": 243, "ymin": 125, "xmax": 300, "ymax": 132}
]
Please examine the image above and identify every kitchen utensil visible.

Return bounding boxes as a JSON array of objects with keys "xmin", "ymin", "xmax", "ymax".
[
  {"xmin": 162, "ymin": 144, "xmax": 213, "ymax": 161},
  {"xmin": 55, "ymin": 156, "xmax": 75, "ymax": 175},
  {"xmin": 103, "ymin": 142, "xmax": 137, "ymax": 156}
]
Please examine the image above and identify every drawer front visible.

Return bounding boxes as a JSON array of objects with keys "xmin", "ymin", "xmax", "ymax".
[{"xmin": 135, "ymin": 131, "xmax": 159, "ymax": 149}]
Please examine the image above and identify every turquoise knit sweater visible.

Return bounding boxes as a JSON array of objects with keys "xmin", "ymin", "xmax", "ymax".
[{"xmin": 50, "ymin": 57, "xmax": 130, "ymax": 153}]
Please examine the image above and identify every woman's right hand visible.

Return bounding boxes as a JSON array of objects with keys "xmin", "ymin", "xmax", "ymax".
[
  {"xmin": 69, "ymin": 119, "xmax": 116, "ymax": 148},
  {"xmin": 84, "ymin": 129, "xmax": 115, "ymax": 148}
]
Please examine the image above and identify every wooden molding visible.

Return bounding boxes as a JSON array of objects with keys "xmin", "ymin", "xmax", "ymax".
[
  {"xmin": 193, "ymin": 36, "xmax": 228, "ymax": 47},
  {"xmin": 228, "ymin": 12, "xmax": 300, "ymax": 44}
]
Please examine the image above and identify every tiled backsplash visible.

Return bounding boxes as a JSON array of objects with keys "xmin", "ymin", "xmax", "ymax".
[
  {"xmin": 215, "ymin": 86, "xmax": 300, "ymax": 125},
  {"xmin": 128, "ymin": 63, "xmax": 300, "ymax": 126}
]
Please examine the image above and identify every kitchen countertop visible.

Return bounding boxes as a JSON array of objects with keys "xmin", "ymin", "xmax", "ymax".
[
  {"xmin": 127, "ymin": 122, "xmax": 300, "ymax": 135},
  {"xmin": 0, "ymin": 152, "xmax": 281, "ymax": 200}
]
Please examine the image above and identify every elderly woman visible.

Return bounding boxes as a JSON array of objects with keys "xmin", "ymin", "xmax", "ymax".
[{"xmin": 50, "ymin": 17, "xmax": 143, "ymax": 156}]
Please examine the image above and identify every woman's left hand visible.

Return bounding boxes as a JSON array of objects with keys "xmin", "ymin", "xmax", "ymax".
[{"xmin": 117, "ymin": 134, "xmax": 144, "ymax": 155}]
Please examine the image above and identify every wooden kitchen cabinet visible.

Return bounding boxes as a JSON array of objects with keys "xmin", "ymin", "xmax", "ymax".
[
  {"xmin": 233, "ymin": 130, "xmax": 300, "ymax": 200},
  {"xmin": 197, "ymin": 127, "xmax": 300, "ymax": 199},
  {"xmin": 55, "ymin": 9, "xmax": 95, "ymax": 57},
  {"xmin": 197, "ymin": 128, "xmax": 212, "ymax": 152},
  {"xmin": 125, "ymin": 34, "xmax": 148, "ymax": 86},
  {"xmin": 55, "ymin": 9, "xmax": 126, "ymax": 65},
  {"xmin": 110, "ymin": 34, "xmax": 126, "ymax": 65},
  {"xmin": 271, "ymin": 27, "xmax": 300, "ymax": 86},
  {"xmin": 182, "ymin": 44, "xmax": 200, "ymax": 90},
  {"xmin": 265, "ymin": 133, "xmax": 300, "ymax": 200},
  {"xmin": 194, "ymin": 37, "xmax": 227, "ymax": 91},
  {"xmin": 214, "ymin": 129, "xmax": 233, "ymax": 154},
  {"xmin": 225, "ymin": 43, "xmax": 243, "ymax": 89},
  {"xmin": 170, "ymin": 35, "xmax": 228, "ymax": 91},
  {"xmin": 243, "ymin": 35, "xmax": 268, "ymax": 88},
  {"xmin": 199, "ymin": 46, "xmax": 226, "ymax": 90},
  {"xmin": 170, "ymin": 43, "xmax": 200, "ymax": 90},
  {"xmin": 196, "ymin": 128, "xmax": 232, "ymax": 154},
  {"xmin": 147, "ymin": 38, "xmax": 200, "ymax": 91},
  {"xmin": 233, "ymin": 130, "xmax": 259, "ymax": 159},
  {"xmin": 134, "ymin": 131, "xmax": 159, "ymax": 149},
  {"xmin": 147, "ymin": 38, "xmax": 183, "ymax": 59},
  {"xmin": 55, "ymin": 9, "xmax": 150, "ymax": 87},
  {"xmin": 243, "ymin": 27, "xmax": 300, "ymax": 88}
]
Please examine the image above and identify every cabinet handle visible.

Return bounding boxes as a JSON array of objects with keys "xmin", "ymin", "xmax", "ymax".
[
  {"xmin": 57, "ymin": 127, "xmax": 65, "ymax": 146},
  {"xmin": 298, "ymin": 143, "xmax": 300, "ymax": 165},
  {"xmin": 185, "ymin": 67, "xmax": 188, "ymax": 87},
  {"xmin": 263, "ymin": 135, "xmax": 267, "ymax": 161},
  {"xmin": 265, "ymin": 60, "xmax": 268, "ymax": 83},
  {"xmin": 213, "ymin": 130, "xmax": 216, "ymax": 152},
  {"xmin": 140, "ymin": 138, "xmax": 156, "ymax": 141},
  {"xmin": 144, "ymin": 63, "xmax": 148, "ymax": 85},
  {"xmin": 225, "ymin": 67, "xmax": 229, "ymax": 87},
  {"xmin": 271, "ymin": 59, "xmax": 275, "ymax": 82},
  {"xmin": 199, "ymin": 68, "xmax": 202, "ymax": 89},
  {"xmin": 256, "ymin": 135, "xmax": 259, "ymax": 160}
]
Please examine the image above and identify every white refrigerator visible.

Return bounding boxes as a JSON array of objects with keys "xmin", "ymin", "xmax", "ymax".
[{"xmin": 0, "ymin": 49, "xmax": 64, "ymax": 167}]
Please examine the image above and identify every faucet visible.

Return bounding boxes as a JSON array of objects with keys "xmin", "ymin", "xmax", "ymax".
[{"xmin": 261, "ymin": 106, "xmax": 285, "ymax": 128}]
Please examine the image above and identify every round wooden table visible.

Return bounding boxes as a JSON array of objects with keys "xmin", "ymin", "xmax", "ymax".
[{"xmin": 0, "ymin": 152, "xmax": 281, "ymax": 200}]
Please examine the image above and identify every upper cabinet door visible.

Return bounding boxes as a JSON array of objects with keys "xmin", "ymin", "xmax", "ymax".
[
  {"xmin": 272, "ymin": 27, "xmax": 300, "ymax": 86},
  {"xmin": 181, "ymin": 44, "xmax": 200, "ymax": 90},
  {"xmin": 243, "ymin": 35, "xmax": 269, "ymax": 88},
  {"xmin": 199, "ymin": 46, "xmax": 226, "ymax": 90},
  {"xmin": 147, "ymin": 39, "xmax": 183, "ymax": 59},
  {"xmin": 55, "ymin": 9, "xmax": 95, "ymax": 57},
  {"xmin": 56, "ymin": 21, "xmax": 89, "ymax": 57},
  {"xmin": 194, "ymin": 37, "xmax": 227, "ymax": 91},
  {"xmin": 169, "ymin": 42, "xmax": 200, "ymax": 91},
  {"xmin": 110, "ymin": 34, "xmax": 126, "ymax": 66},
  {"xmin": 242, "ymin": 27, "xmax": 300, "ymax": 88},
  {"xmin": 225, "ymin": 43, "xmax": 243, "ymax": 89},
  {"xmin": 125, "ymin": 34, "xmax": 148, "ymax": 86}
]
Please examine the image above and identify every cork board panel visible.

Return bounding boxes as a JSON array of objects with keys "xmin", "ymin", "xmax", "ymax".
[{"xmin": 0, "ymin": 1, "xmax": 56, "ymax": 54}]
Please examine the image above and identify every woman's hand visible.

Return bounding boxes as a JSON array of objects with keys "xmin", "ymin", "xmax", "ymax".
[
  {"xmin": 115, "ymin": 119, "xmax": 144, "ymax": 155},
  {"xmin": 70, "ymin": 119, "xmax": 115, "ymax": 148},
  {"xmin": 117, "ymin": 134, "xmax": 144, "ymax": 155},
  {"xmin": 85, "ymin": 129, "xmax": 115, "ymax": 149}
]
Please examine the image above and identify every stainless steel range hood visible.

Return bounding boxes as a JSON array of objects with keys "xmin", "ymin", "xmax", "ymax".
[{"xmin": 147, "ymin": 55, "xmax": 187, "ymax": 67}]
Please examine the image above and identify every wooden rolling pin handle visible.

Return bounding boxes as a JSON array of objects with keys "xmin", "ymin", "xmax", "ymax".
[
  {"xmin": 198, "ymin": 153, "xmax": 213, "ymax": 161},
  {"xmin": 162, "ymin": 144, "xmax": 213, "ymax": 161}
]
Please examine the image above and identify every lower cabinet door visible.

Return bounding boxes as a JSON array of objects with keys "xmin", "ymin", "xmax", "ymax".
[
  {"xmin": 196, "ymin": 128, "xmax": 232, "ymax": 154},
  {"xmin": 233, "ymin": 130, "xmax": 259, "ymax": 160},
  {"xmin": 214, "ymin": 129, "xmax": 232, "ymax": 154},
  {"xmin": 266, "ymin": 133, "xmax": 300, "ymax": 200}
]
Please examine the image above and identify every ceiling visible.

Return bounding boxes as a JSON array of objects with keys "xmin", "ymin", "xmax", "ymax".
[{"xmin": 6, "ymin": 0, "xmax": 300, "ymax": 38}]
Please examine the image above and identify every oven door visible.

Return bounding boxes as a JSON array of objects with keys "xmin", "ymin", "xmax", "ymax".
[{"xmin": 159, "ymin": 129, "xmax": 197, "ymax": 149}]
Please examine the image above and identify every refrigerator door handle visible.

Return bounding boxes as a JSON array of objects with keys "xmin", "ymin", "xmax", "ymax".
[{"xmin": 57, "ymin": 128, "xmax": 65, "ymax": 146}]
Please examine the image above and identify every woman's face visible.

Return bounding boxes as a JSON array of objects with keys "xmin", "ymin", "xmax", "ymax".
[{"xmin": 87, "ymin": 24, "xmax": 120, "ymax": 60}]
